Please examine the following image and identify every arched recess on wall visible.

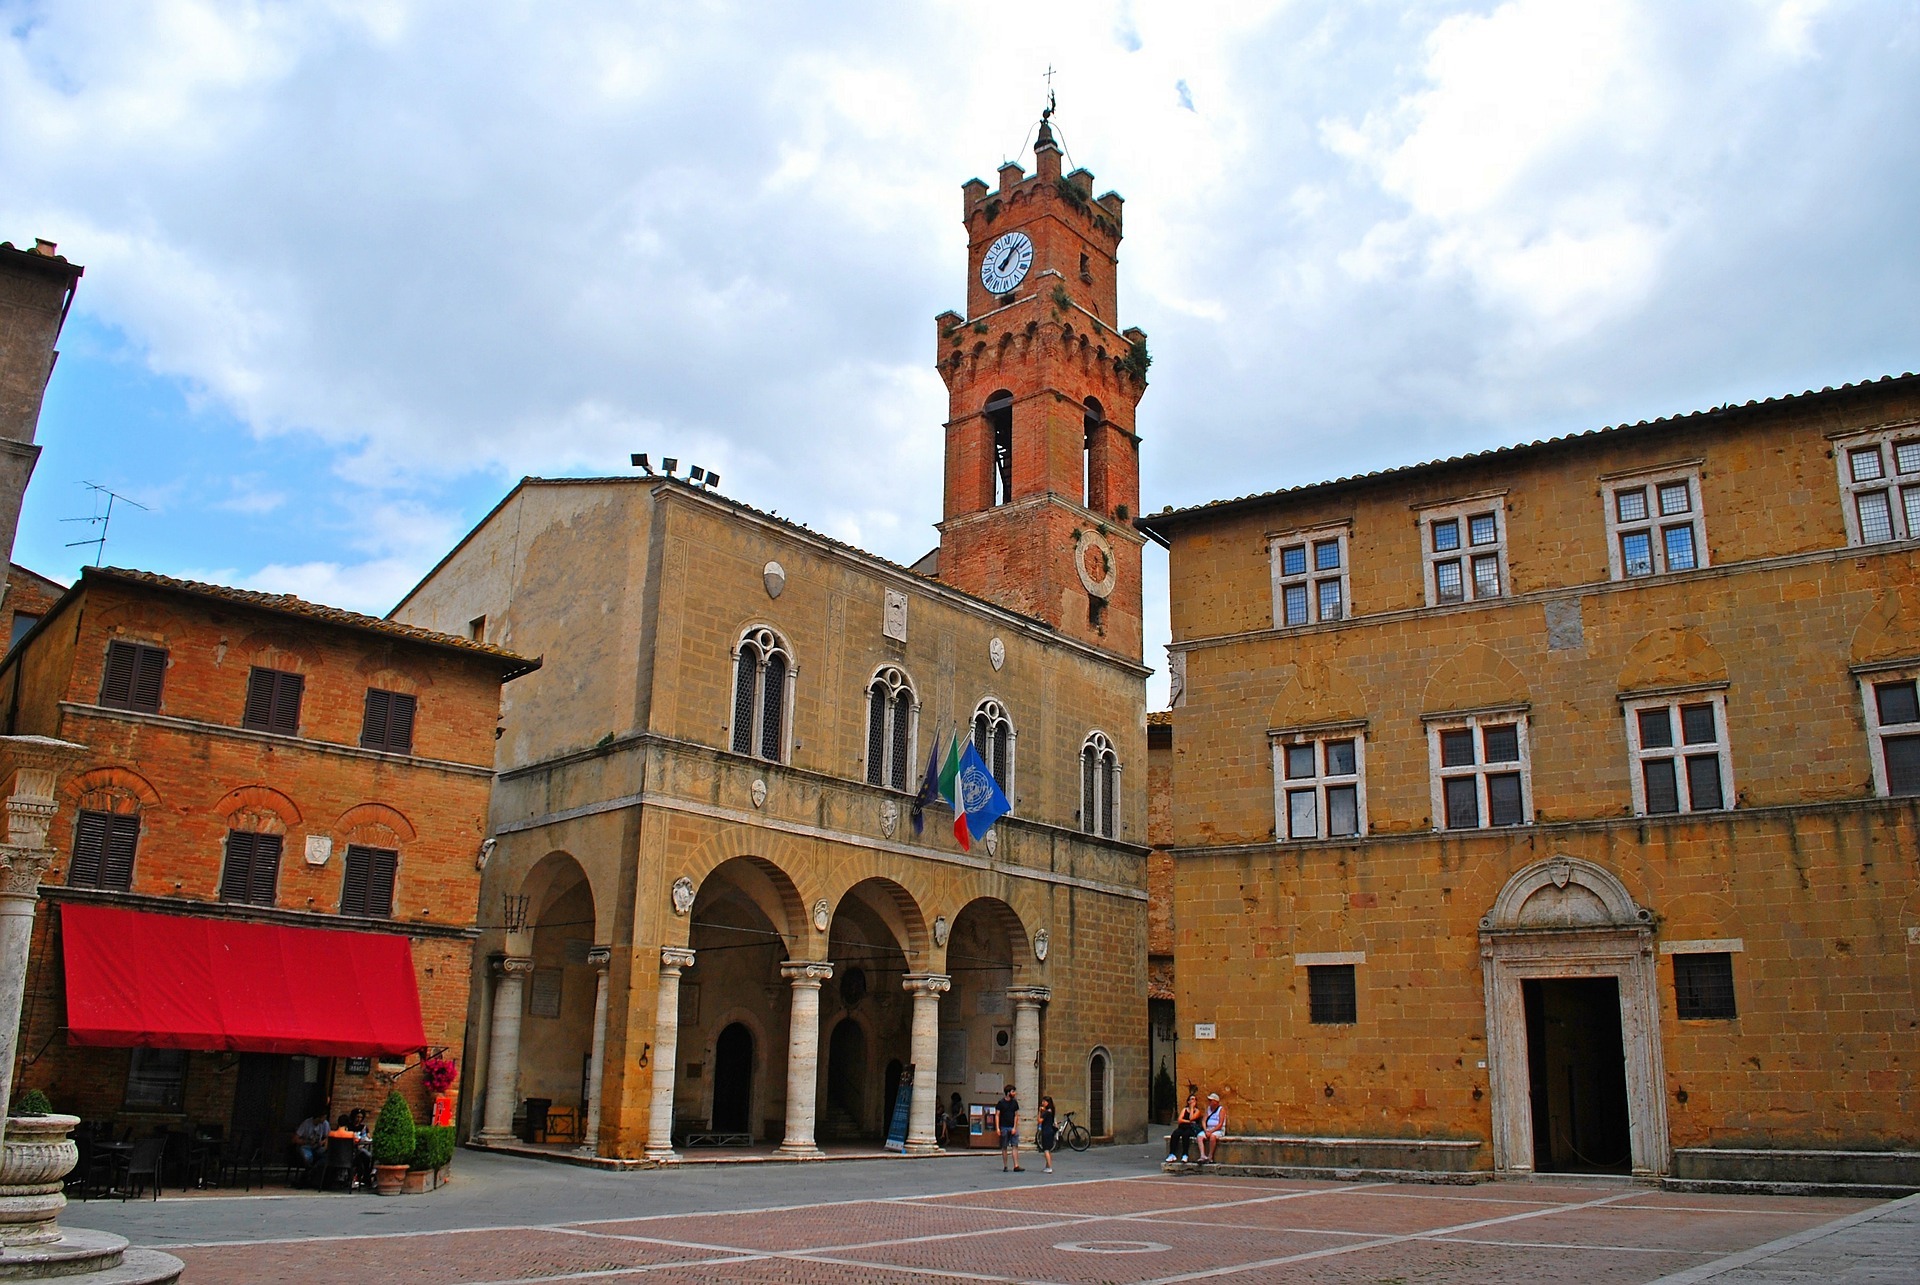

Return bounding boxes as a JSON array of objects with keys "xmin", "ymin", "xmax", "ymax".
[
  {"xmin": 1617, "ymin": 628, "xmax": 1729, "ymax": 694},
  {"xmin": 1422, "ymin": 644, "xmax": 1531, "ymax": 712},
  {"xmin": 64, "ymin": 765, "xmax": 161, "ymax": 814},
  {"xmin": 214, "ymin": 784, "xmax": 301, "ymax": 833}
]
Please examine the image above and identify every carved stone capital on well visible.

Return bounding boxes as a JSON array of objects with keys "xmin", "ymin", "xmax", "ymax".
[
  {"xmin": 660, "ymin": 947, "xmax": 696, "ymax": 976},
  {"xmin": 495, "ymin": 955, "xmax": 536, "ymax": 978},
  {"xmin": 780, "ymin": 959, "xmax": 834, "ymax": 987},
  {"xmin": 587, "ymin": 945, "xmax": 613, "ymax": 971},
  {"xmin": 0, "ymin": 736, "xmax": 86, "ymax": 851},
  {"xmin": 1007, "ymin": 985, "xmax": 1052, "ymax": 1009},
  {"xmin": 0, "ymin": 847, "xmax": 53, "ymax": 900},
  {"xmin": 902, "ymin": 972, "xmax": 952, "ymax": 998}
]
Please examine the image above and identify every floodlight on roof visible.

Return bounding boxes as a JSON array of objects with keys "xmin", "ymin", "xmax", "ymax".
[
  {"xmin": 631, "ymin": 452, "xmax": 652, "ymax": 474},
  {"xmin": 662, "ymin": 457, "xmax": 678, "ymax": 476},
  {"xmin": 689, "ymin": 466, "xmax": 706, "ymax": 483}
]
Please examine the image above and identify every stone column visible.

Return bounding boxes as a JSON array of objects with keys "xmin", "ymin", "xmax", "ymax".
[
  {"xmin": 643, "ymin": 947, "xmax": 696, "ymax": 1161},
  {"xmin": 477, "ymin": 954, "xmax": 535, "ymax": 1144},
  {"xmin": 578, "ymin": 945, "xmax": 612, "ymax": 1155},
  {"xmin": 901, "ymin": 973, "xmax": 950, "ymax": 1154},
  {"xmin": 1008, "ymin": 985, "xmax": 1051, "ymax": 1146},
  {"xmin": 777, "ymin": 960, "xmax": 833, "ymax": 1158}
]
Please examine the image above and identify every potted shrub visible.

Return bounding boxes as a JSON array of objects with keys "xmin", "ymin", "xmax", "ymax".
[
  {"xmin": 404, "ymin": 1125, "xmax": 456, "ymax": 1194},
  {"xmin": 2, "ymin": 1088, "xmax": 79, "ymax": 1246},
  {"xmin": 370, "ymin": 1090, "xmax": 416, "ymax": 1196}
]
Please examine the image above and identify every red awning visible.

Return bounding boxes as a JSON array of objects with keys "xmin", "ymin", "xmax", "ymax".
[{"xmin": 60, "ymin": 903, "xmax": 427, "ymax": 1057}]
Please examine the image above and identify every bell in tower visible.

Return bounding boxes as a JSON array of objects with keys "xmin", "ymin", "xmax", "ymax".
[{"xmin": 929, "ymin": 109, "xmax": 1148, "ymax": 661}]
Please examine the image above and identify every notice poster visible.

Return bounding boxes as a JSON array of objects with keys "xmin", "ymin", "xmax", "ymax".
[{"xmin": 885, "ymin": 1065, "xmax": 914, "ymax": 1152}]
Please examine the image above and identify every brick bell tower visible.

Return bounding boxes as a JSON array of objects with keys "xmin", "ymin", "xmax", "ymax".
[{"xmin": 932, "ymin": 110, "xmax": 1147, "ymax": 661}]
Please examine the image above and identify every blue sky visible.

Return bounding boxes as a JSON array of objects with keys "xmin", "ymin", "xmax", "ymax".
[{"xmin": 6, "ymin": 1, "xmax": 1919, "ymax": 707}]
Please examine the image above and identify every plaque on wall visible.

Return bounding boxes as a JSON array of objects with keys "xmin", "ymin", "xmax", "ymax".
[
  {"xmin": 345, "ymin": 1057, "xmax": 372, "ymax": 1076},
  {"xmin": 530, "ymin": 967, "xmax": 562, "ymax": 1018},
  {"xmin": 992, "ymin": 1027, "xmax": 1012, "ymax": 1064}
]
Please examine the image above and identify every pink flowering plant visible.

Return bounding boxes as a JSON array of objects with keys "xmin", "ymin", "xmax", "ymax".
[{"xmin": 421, "ymin": 1056, "xmax": 458, "ymax": 1093}]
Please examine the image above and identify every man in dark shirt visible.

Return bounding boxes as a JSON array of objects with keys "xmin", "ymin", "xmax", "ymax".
[{"xmin": 997, "ymin": 1085, "xmax": 1022, "ymax": 1172}]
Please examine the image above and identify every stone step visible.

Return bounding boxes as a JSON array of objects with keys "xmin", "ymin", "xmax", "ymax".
[{"xmin": 0, "ymin": 1229, "xmax": 182, "ymax": 1281}]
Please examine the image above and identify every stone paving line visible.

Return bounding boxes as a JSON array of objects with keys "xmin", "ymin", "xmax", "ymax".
[{"xmin": 139, "ymin": 1170, "xmax": 1912, "ymax": 1285}]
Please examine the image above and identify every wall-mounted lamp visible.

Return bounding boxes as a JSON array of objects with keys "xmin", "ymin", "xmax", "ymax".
[{"xmin": 502, "ymin": 893, "xmax": 530, "ymax": 934}]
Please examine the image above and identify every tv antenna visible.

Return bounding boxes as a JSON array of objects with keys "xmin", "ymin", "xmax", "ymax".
[{"xmin": 62, "ymin": 482, "xmax": 147, "ymax": 567}]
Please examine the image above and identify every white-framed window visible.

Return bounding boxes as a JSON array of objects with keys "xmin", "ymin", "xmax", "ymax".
[
  {"xmin": 1622, "ymin": 690, "xmax": 1732, "ymax": 815},
  {"xmin": 865, "ymin": 666, "xmax": 918, "ymax": 790},
  {"xmin": 1269, "ymin": 525, "xmax": 1350, "ymax": 628},
  {"xmin": 972, "ymin": 697, "xmax": 1016, "ymax": 795},
  {"xmin": 1604, "ymin": 467, "xmax": 1707, "ymax": 580},
  {"xmin": 1080, "ymin": 730, "xmax": 1119, "ymax": 837},
  {"xmin": 1270, "ymin": 724, "xmax": 1366, "ymax": 840},
  {"xmin": 730, "ymin": 626, "xmax": 794, "ymax": 763},
  {"xmin": 1426, "ymin": 709, "xmax": 1531, "ymax": 830},
  {"xmin": 1834, "ymin": 425, "xmax": 1920, "ymax": 546},
  {"xmin": 1418, "ymin": 497, "xmax": 1507, "ymax": 607},
  {"xmin": 1856, "ymin": 663, "xmax": 1920, "ymax": 796}
]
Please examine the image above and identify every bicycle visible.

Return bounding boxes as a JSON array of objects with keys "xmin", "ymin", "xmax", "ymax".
[{"xmin": 1057, "ymin": 1111, "xmax": 1091, "ymax": 1152}]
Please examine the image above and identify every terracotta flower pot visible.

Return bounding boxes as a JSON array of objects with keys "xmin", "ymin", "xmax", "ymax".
[{"xmin": 373, "ymin": 1163, "xmax": 408, "ymax": 1196}]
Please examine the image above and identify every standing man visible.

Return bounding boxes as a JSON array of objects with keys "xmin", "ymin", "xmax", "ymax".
[{"xmin": 997, "ymin": 1084, "xmax": 1023, "ymax": 1172}]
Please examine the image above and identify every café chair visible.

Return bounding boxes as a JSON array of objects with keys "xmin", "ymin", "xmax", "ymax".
[
  {"xmin": 122, "ymin": 1137, "xmax": 165, "ymax": 1201},
  {"xmin": 319, "ymin": 1137, "xmax": 357, "ymax": 1192}
]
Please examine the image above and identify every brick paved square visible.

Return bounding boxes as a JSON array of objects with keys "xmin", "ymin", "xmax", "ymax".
[
  {"xmin": 171, "ymin": 1226, "xmax": 736, "ymax": 1285},
  {"xmin": 1176, "ymin": 1188, "xmax": 1564, "ymax": 1235},
  {"xmin": 1448, "ymin": 1204, "xmax": 1842, "ymax": 1254},
  {"xmin": 583, "ymin": 1200, "xmax": 1062, "ymax": 1252}
]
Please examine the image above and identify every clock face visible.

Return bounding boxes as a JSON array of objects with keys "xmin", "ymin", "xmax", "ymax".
[{"xmin": 980, "ymin": 231, "xmax": 1035, "ymax": 294}]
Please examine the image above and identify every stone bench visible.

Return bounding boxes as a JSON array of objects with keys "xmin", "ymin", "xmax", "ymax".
[{"xmin": 1169, "ymin": 1134, "xmax": 1486, "ymax": 1183}]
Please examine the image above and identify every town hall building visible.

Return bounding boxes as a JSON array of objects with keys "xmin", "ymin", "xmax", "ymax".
[{"xmin": 390, "ymin": 116, "xmax": 1153, "ymax": 1160}]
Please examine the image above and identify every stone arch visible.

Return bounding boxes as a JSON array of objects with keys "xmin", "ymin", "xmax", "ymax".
[
  {"xmin": 235, "ymin": 627, "xmax": 320, "ymax": 672},
  {"xmin": 1482, "ymin": 856, "xmax": 1652, "ymax": 933},
  {"xmin": 950, "ymin": 895, "xmax": 1032, "ymax": 971},
  {"xmin": 831, "ymin": 876, "xmax": 929, "ymax": 966},
  {"xmin": 64, "ymin": 765, "xmax": 160, "ymax": 815},
  {"xmin": 1618, "ymin": 628, "xmax": 1729, "ymax": 692},
  {"xmin": 519, "ymin": 849, "xmax": 595, "ymax": 928},
  {"xmin": 690, "ymin": 853, "xmax": 807, "ymax": 954},
  {"xmin": 353, "ymin": 649, "xmax": 437, "ymax": 691},
  {"xmin": 91, "ymin": 599, "xmax": 183, "ymax": 644},
  {"xmin": 1849, "ymin": 587, "xmax": 1920, "ymax": 666},
  {"xmin": 1422, "ymin": 644, "xmax": 1530, "ymax": 711},
  {"xmin": 214, "ymin": 784, "xmax": 300, "ymax": 833},
  {"xmin": 1270, "ymin": 657, "xmax": 1367, "ymax": 727},
  {"xmin": 332, "ymin": 801, "xmax": 417, "ymax": 848}
]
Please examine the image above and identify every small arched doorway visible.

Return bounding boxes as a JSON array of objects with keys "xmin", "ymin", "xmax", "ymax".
[
  {"xmin": 712, "ymin": 1023, "xmax": 754, "ymax": 1134},
  {"xmin": 825, "ymin": 1018, "xmax": 868, "ymax": 1139},
  {"xmin": 1088, "ymin": 1048, "xmax": 1110, "ymax": 1138}
]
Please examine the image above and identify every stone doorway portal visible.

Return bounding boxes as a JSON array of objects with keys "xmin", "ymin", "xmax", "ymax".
[
  {"xmin": 825, "ymin": 1018, "xmax": 869, "ymax": 1139},
  {"xmin": 712, "ymin": 1022, "xmax": 754, "ymax": 1134},
  {"xmin": 1523, "ymin": 977, "xmax": 1632, "ymax": 1173},
  {"xmin": 1480, "ymin": 856, "xmax": 1669, "ymax": 1178}
]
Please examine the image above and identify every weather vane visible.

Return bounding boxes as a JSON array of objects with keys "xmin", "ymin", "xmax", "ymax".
[
  {"xmin": 1042, "ymin": 66, "xmax": 1057, "ymax": 121},
  {"xmin": 61, "ymin": 481, "xmax": 147, "ymax": 567}
]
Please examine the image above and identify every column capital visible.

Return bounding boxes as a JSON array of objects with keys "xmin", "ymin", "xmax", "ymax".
[
  {"xmin": 660, "ymin": 947, "xmax": 696, "ymax": 975},
  {"xmin": 780, "ymin": 959, "xmax": 834, "ymax": 987},
  {"xmin": 587, "ymin": 945, "xmax": 613, "ymax": 971},
  {"xmin": 1007, "ymin": 984, "xmax": 1052, "ymax": 1007},
  {"xmin": 495, "ymin": 954, "xmax": 535, "ymax": 977},
  {"xmin": 902, "ymin": 973, "xmax": 952, "ymax": 997}
]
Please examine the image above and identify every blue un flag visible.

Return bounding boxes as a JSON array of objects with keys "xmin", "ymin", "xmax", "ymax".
[{"xmin": 956, "ymin": 740, "xmax": 1011, "ymax": 840}]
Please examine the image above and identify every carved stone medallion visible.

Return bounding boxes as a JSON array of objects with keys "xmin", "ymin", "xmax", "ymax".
[
  {"xmin": 763, "ymin": 561, "xmax": 786, "ymax": 599},
  {"xmin": 932, "ymin": 915, "xmax": 950, "ymax": 947},
  {"xmin": 812, "ymin": 898, "xmax": 831, "ymax": 932},
  {"xmin": 880, "ymin": 800, "xmax": 899, "ymax": 838},
  {"xmin": 982, "ymin": 828, "xmax": 999, "ymax": 857},
  {"xmin": 1033, "ymin": 928, "xmax": 1050, "ymax": 962},
  {"xmin": 989, "ymin": 637, "xmax": 1005, "ymax": 671},
  {"xmin": 1073, "ymin": 528, "xmax": 1117, "ymax": 599},
  {"xmin": 751, "ymin": 778, "xmax": 767, "ymax": 808},
  {"xmin": 670, "ymin": 876, "xmax": 695, "ymax": 916}
]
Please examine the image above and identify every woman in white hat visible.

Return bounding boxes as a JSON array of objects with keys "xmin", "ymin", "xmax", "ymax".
[{"xmin": 1197, "ymin": 1092, "xmax": 1227, "ymax": 1163}]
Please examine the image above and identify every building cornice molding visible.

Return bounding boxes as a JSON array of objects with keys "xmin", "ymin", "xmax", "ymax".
[{"xmin": 57, "ymin": 703, "xmax": 497, "ymax": 778}]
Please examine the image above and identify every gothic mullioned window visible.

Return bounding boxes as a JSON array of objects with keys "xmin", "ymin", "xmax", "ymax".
[
  {"xmin": 865, "ymin": 667, "xmax": 917, "ymax": 790},
  {"xmin": 972, "ymin": 698, "xmax": 1015, "ymax": 795},
  {"xmin": 1081, "ymin": 730, "xmax": 1119, "ymax": 838},
  {"xmin": 731, "ymin": 627, "xmax": 792, "ymax": 763}
]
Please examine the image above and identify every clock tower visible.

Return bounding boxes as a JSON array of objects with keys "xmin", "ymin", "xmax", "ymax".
[{"xmin": 932, "ymin": 115, "xmax": 1147, "ymax": 662}]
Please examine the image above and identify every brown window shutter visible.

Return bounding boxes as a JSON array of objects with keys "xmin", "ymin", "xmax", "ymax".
[
  {"xmin": 70, "ymin": 810, "xmax": 110, "ymax": 886},
  {"xmin": 243, "ymin": 670, "xmax": 275, "ymax": 729},
  {"xmin": 102, "ymin": 815, "xmax": 140, "ymax": 890},
  {"xmin": 248, "ymin": 833, "xmax": 283, "ymax": 904},
  {"xmin": 389, "ymin": 694, "xmax": 415, "ymax": 754},
  {"xmin": 269, "ymin": 672, "xmax": 303, "ymax": 735},
  {"xmin": 361, "ymin": 689, "xmax": 390, "ymax": 749},
  {"xmin": 368, "ymin": 848, "xmax": 397, "ymax": 917},
  {"xmin": 129, "ymin": 646, "xmax": 166, "ymax": 713},
  {"xmin": 100, "ymin": 643, "xmax": 136, "ymax": 708},
  {"xmin": 219, "ymin": 832, "xmax": 256, "ymax": 901},
  {"xmin": 341, "ymin": 845, "xmax": 371, "ymax": 915}
]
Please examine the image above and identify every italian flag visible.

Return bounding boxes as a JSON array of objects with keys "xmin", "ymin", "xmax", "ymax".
[{"xmin": 939, "ymin": 730, "xmax": 968, "ymax": 851}]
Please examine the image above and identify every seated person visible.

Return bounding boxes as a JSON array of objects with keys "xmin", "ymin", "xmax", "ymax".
[
  {"xmin": 1166, "ymin": 1092, "xmax": 1201, "ymax": 1163},
  {"xmin": 1197, "ymin": 1092, "xmax": 1227, "ymax": 1163},
  {"xmin": 292, "ymin": 1107, "xmax": 331, "ymax": 1184}
]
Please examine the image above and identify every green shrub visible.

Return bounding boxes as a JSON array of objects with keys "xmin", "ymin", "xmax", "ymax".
[
  {"xmin": 409, "ymin": 1124, "xmax": 455, "ymax": 1172},
  {"xmin": 370, "ymin": 1090, "xmax": 417, "ymax": 1167},
  {"xmin": 11, "ymin": 1088, "xmax": 51, "ymax": 1117}
]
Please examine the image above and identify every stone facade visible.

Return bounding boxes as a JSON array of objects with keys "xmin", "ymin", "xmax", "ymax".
[
  {"xmin": 0, "ymin": 567, "xmax": 528, "ymax": 1132},
  {"xmin": 392, "ymin": 478, "xmax": 1152, "ymax": 1157},
  {"xmin": 0, "ymin": 242, "xmax": 82, "ymax": 616},
  {"xmin": 1141, "ymin": 374, "xmax": 1920, "ymax": 1184}
]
